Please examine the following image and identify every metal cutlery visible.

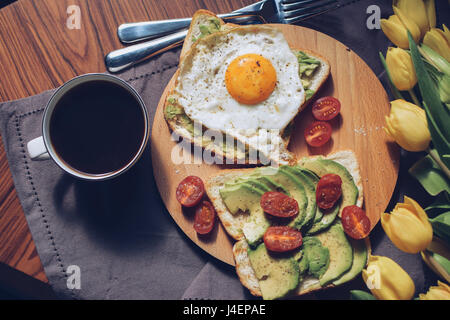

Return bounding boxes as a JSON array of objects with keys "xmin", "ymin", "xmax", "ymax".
[{"xmin": 106, "ymin": 0, "xmax": 339, "ymax": 73}]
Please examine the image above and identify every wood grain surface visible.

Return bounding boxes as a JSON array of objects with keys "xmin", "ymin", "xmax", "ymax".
[
  {"xmin": 152, "ymin": 24, "xmax": 399, "ymax": 266},
  {"xmin": 0, "ymin": 0, "xmax": 255, "ymax": 290}
]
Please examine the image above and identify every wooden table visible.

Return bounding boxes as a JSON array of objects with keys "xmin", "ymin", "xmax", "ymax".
[{"xmin": 0, "ymin": 0, "xmax": 255, "ymax": 298}]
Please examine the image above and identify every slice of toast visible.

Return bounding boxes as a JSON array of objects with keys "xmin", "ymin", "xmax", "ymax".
[
  {"xmin": 205, "ymin": 150, "xmax": 363, "ymax": 241},
  {"xmin": 205, "ymin": 150, "xmax": 365, "ymax": 297},
  {"xmin": 165, "ymin": 10, "xmax": 330, "ymax": 165}
]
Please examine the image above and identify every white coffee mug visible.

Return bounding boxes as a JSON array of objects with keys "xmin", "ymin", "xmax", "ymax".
[{"xmin": 27, "ymin": 73, "xmax": 149, "ymax": 181}]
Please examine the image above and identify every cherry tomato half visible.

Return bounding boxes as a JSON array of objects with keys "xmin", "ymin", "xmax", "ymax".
[
  {"xmin": 260, "ymin": 191, "xmax": 299, "ymax": 218},
  {"xmin": 194, "ymin": 200, "xmax": 216, "ymax": 235},
  {"xmin": 176, "ymin": 176, "xmax": 205, "ymax": 207},
  {"xmin": 316, "ymin": 174, "xmax": 342, "ymax": 210},
  {"xmin": 341, "ymin": 205, "xmax": 371, "ymax": 239},
  {"xmin": 312, "ymin": 96, "xmax": 341, "ymax": 121},
  {"xmin": 263, "ymin": 226, "xmax": 303, "ymax": 252},
  {"xmin": 304, "ymin": 121, "xmax": 332, "ymax": 147}
]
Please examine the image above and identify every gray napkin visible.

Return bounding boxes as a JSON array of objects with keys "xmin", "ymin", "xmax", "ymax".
[{"xmin": 0, "ymin": 48, "xmax": 217, "ymax": 299}]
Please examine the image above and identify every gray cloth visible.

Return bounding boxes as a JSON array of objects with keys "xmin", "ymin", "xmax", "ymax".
[
  {"xmin": 0, "ymin": 49, "xmax": 212, "ymax": 299},
  {"xmin": 0, "ymin": 0, "xmax": 447, "ymax": 300}
]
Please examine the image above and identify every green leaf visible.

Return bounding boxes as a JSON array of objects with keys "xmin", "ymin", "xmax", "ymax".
[
  {"xmin": 350, "ymin": 290, "xmax": 376, "ymax": 300},
  {"xmin": 379, "ymin": 52, "xmax": 404, "ymax": 100},
  {"xmin": 425, "ymin": 192, "xmax": 450, "ymax": 217},
  {"xmin": 429, "ymin": 211, "xmax": 450, "ymax": 244},
  {"xmin": 409, "ymin": 155, "xmax": 450, "ymax": 196},
  {"xmin": 419, "ymin": 44, "xmax": 450, "ymax": 77},
  {"xmin": 409, "ymin": 32, "xmax": 450, "ymax": 166},
  {"xmin": 432, "ymin": 252, "xmax": 450, "ymax": 275}
]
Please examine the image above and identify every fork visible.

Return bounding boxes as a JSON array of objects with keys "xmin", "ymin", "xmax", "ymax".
[
  {"xmin": 118, "ymin": 0, "xmax": 339, "ymax": 44},
  {"xmin": 105, "ymin": 0, "xmax": 339, "ymax": 73}
]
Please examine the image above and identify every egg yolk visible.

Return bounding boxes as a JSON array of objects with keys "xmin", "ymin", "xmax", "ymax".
[{"xmin": 225, "ymin": 54, "xmax": 277, "ymax": 105}]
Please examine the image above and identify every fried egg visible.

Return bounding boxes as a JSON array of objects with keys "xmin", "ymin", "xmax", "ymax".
[{"xmin": 175, "ymin": 26, "xmax": 304, "ymax": 133}]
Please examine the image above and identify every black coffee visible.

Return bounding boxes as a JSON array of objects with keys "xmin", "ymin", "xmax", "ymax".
[{"xmin": 50, "ymin": 80, "xmax": 146, "ymax": 175}]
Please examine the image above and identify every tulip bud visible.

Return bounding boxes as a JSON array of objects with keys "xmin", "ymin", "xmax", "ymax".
[
  {"xmin": 424, "ymin": 0, "xmax": 436, "ymax": 29},
  {"xmin": 394, "ymin": 0, "xmax": 430, "ymax": 38},
  {"xmin": 423, "ymin": 28, "xmax": 450, "ymax": 62},
  {"xmin": 381, "ymin": 196, "xmax": 433, "ymax": 253},
  {"xmin": 393, "ymin": 6, "xmax": 421, "ymax": 43},
  {"xmin": 381, "ymin": 14, "xmax": 420, "ymax": 49},
  {"xmin": 362, "ymin": 255, "xmax": 415, "ymax": 300},
  {"xmin": 384, "ymin": 100, "xmax": 431, "ymax": 152},
  {"xmin": 442, "ymin": 24, "xmax": 450, "ymax": 44},
  {"xmin": 419, "ymin": 281, "xmax": 450, "ymax": 300},
  {"xmin": 386, "ymin": 47, "xmax": 417, "ymax": 91}
]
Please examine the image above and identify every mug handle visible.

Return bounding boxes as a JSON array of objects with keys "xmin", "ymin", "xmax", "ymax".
[{"xmin": 27, "ymin": 136, "xmax": 50, "ymax": 160}]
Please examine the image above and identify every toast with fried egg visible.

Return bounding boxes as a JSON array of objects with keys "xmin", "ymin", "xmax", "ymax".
[{"xmin": 164, "ymin": 10, "xmax": 330, "ymax": 165}]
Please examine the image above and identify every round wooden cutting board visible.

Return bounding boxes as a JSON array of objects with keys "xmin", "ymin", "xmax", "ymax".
[{"xmin": 151, "ymin": 24, "xmax": 399, "ymax": 266}]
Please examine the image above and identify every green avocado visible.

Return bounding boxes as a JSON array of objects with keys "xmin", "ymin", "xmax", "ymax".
[
  {"xmin": 295, "ymin": 50, "xmax": 320, "ymax": 94},
  {"xmin": 301, "ymin": 158, "xmax": 358, "ymax": 216},
  {"xmin": 192, "ymin": 18, "xmax": 221, "ymax": 42},
  {"xmin": 315, "ymin": 221, "xmax": 353, "ymax": 286},
  {"xmin": 307, "ymin": 205, "xmax": 339, "ymax": 235},
  {"xmin": 226, "ymin": 175, "xmax": 289, "ymax": 196},
  {"xmin": 248, "ymin": 243, "xmax": 299, "ymax": 300},
  {"xmin": 302, "ymin": 237, "xmax": 330, "ymax": 279},
  {"xmin": 254, "ymin": 166, "xmax": 308, "ymax": 228},
  {"xmin": 333, "ymin": 238, "xmax": 368, "ymax": 286},
  {"xmin": 220, "ymin": 182, "xmax": 265, "ymax": 215},
  {"xmin": 220, "ymin": 182, "xmax": 270, "ymax": 246},
  {"xmin": 279, "ymin": 165, "xmax": 317, "ymax": 230}
]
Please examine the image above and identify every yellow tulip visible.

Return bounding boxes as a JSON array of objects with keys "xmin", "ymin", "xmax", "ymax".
[
  {"xmin": 381, "ymin": 14, "xmax": 420, "ymax": 49},
  {"xmin": 393, "ymin": 6, "xmax": 421, "ymax": 43},
  {"xmin": 384, "ymin": 100, "xmax": 431, "ymax": 152},
  {"xmin": 424, "ymin": 0, "xmax": 436, "ymax": 29},
  {"xmin": 442, "ymin": 24, "xmax": 450, "ymax": 44},
  {"xmin": 394, "ymin": 0, "xmax": 430, "ymax": 37},
  {"xmin": 381, "ymin": 196, "xmax": 433, "ymax": 253},
  {"xmin": 419, "ymin": 281, "xmax": 450, "ymax": 300},
  {"xmin": 423, "ymin": 28, "xmax": 450, "ymax": 62},
  {"xmin": 386, "ymin": 47, "xmax": 417, "ymax": 91},
  {"xmin": 362, "ymin": 255, "xmax": 415, "ymax": 300}
]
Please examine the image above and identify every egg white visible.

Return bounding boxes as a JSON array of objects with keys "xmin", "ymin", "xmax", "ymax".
[{"xmin": 175, "ymin": 26, "xmax": 304, "ymax": 134}]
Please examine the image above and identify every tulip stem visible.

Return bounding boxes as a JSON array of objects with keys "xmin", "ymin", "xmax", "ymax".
[
  {"xmin": 427, "ymin": 147, "xmax": 450, "ymax": 181},
  {"xmin": 408, "ymin": 89, "xmax": 421, "ymax": 107}
]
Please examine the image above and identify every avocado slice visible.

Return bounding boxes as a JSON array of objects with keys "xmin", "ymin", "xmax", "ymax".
[
  {"xmin": 303, "ymin": 237, "xmax": 330, "ymax": 279},
  {"xmin": 226, "ymin": 175, "xmax": 289, "ymax": 196},
  {"xmin": 248, "ymin": 243, "xmax": 299, "ymax": 300},
  {"xmin": 220, "ymin": 182, "xmax": 271, "ymax": 246},
  {"xmin": 315, "ymin": 221, "xmax": 353, "ymax": 286},
  {"xmin": 220, "ymin": 182, "xmax": 265, "ymax": 215},
  {"xmin": 301, "ymin": 158, "xmax": 358, "ymax": 216},
  {"xmin": 255, "ymin": 166, "xmax": 308, "ymax": 229},
  {"xmin": 279, "ymin": 166, "xmax": 317, "ymax": 230},
  {"xmin": 332, "ymin": 238, "xmax": 368, "ymax": 286},
  {"xmin": 307, "ymin": 205, "xmax": 339, "ymax": 235}
]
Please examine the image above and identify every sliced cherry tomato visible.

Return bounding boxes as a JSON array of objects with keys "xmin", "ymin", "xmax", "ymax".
[
  {"xmin": 316, "ymin": 174, "xmax": 342, "ymax": 210},
  {"xmin": 304, "ymin": 121, "xmax": 332, "ymax": 147},
  {"xmin": 176, "ymin": 176, "xmax": 205, "ymax": 207},
  {"xmin": 194, "ymin": 200, "xmax": 216, "ymax": 235},
  {"xmin": 260, "ymin": 191, "xmax": 299, "ymax": 218},
  {"xmin": 312, "ymin": 96, "xmax": 341, "ymax": 121},
  {"xmin": 263, "ymin": 226, "xmax": 303, "ymax": 252},
  {"xmin": 341, "ymin": 205, "xmax": 371, "ymax": 239}
]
